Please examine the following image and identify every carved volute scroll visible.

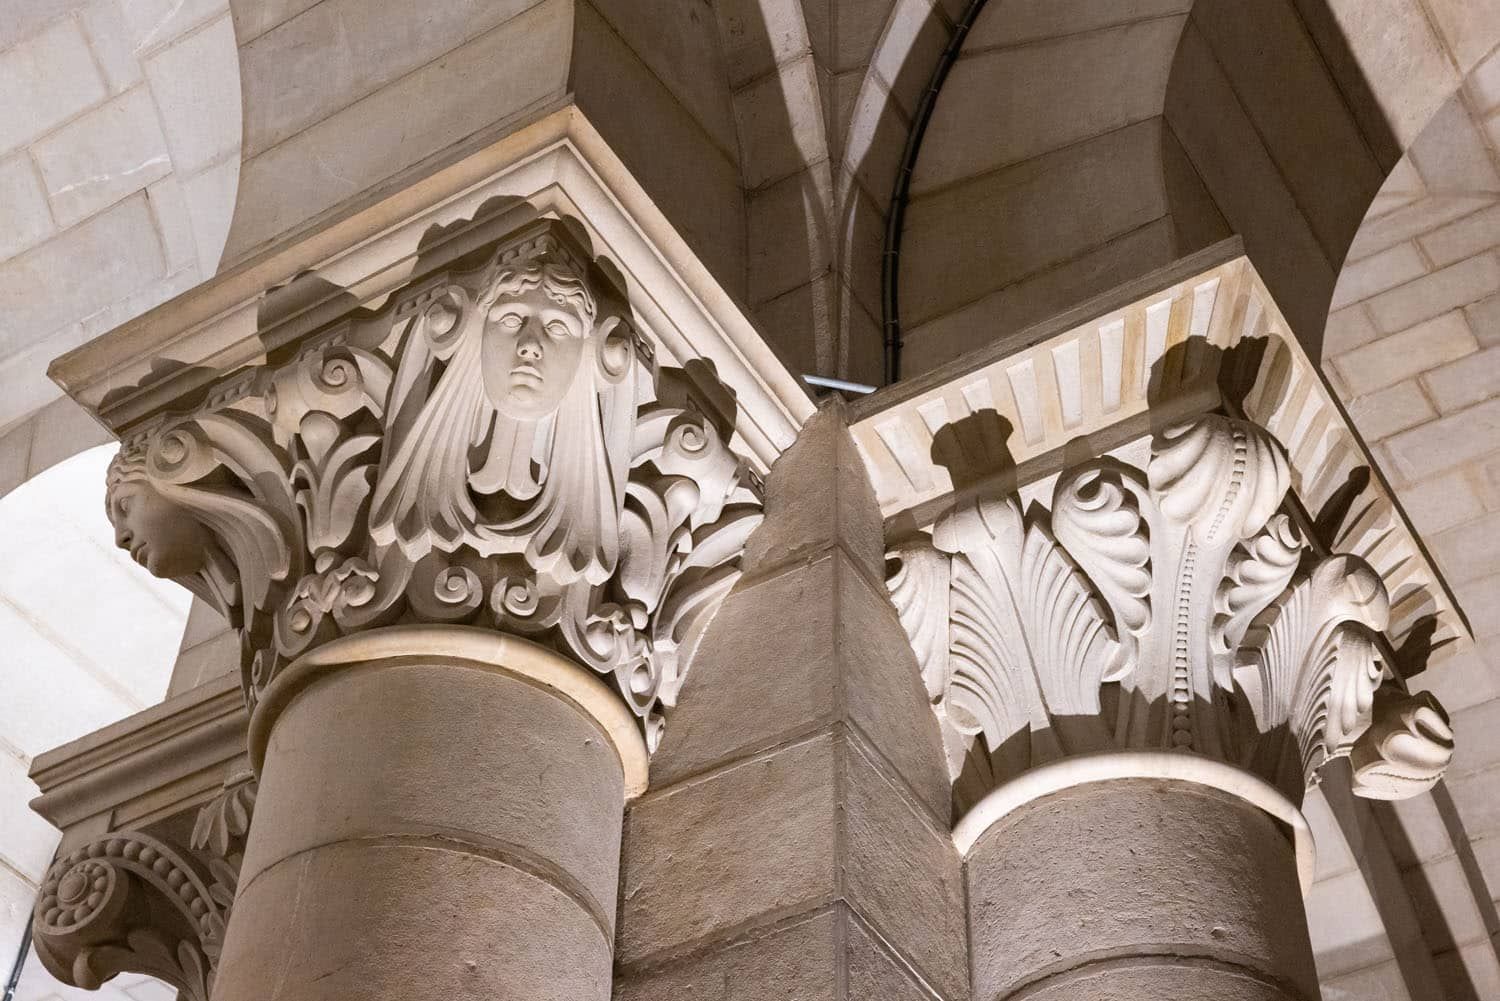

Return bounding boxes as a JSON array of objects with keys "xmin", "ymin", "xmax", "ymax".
[
  {"xmin": 30, "ymin": 775, "xmax": 257, "ymax": 1001},
  {"xmin": 104, "ymin": 220, "xmax": 763, "ymax": 750},
  {"xmin": 885, "ymin": 414, "xmax": 1454, "ymax": 806}
]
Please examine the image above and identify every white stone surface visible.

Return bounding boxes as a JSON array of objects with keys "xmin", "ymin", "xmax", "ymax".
[
  {"xmin": 0, "ymin": 0, "xmax": 241, "ymax": 440},
  {"xmin": 0, "ymin": 155, "xmax": 55, "ymax": 260},
  {"xmin": 1307, "ymin": 867, "xmax": 1399, "ymax": 978},
  {"xmin": 0, "ymin": 749, "xmax": 58, "ymax": 878},
  {"xmin": 0, "ymin": 864, "xmax": 35, "ymax": 975},
  {"xmin": 0, "ymin": 18, "xmax": 107, "ymax": 155},
  {"xmin": 1333, "ymin": 310, "xmax": 1478, "ymax": 396},
  {"xmin": 30, "ymin": 86, "xmax": 171, "ymax": 227},
  {"xmin": 143, "ymin": 14, "xmax": 245, "ymax": 174}
]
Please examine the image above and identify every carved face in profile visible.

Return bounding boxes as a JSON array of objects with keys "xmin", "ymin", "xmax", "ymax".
[
  {"xmin": 480, "ymin": 284, "xmax": 588, "ymax": 420},
  {"xmin": 109, "ymin": 480, "xmax": 214, "ymax": 579}
]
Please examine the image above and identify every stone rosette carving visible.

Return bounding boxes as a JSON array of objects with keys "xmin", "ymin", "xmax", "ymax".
[
  {"xmin": 105, "ymin": 221, "xmax": 762, "ymax": 749},
  {"xmin": 31, "ymin": 775, "xmax": 257, "ymax": 999},
  {"xmin": 886, "ymin": 414, "xmax": 1454, "ymax": 805}
]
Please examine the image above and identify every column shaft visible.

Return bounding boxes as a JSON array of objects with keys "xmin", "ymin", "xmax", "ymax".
[
  {"xmin": 213, "ymin": 630, "xmax": 635, "ymax": 1001},
  {"xmin": 966, "ymin": 778, "xmax": 1320, "ymax": 1001}
]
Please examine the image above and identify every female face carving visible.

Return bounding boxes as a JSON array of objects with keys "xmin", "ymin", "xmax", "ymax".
[
  {"xmin": 110, "ymin": 480, "xmax": 214, "ymax": 579},
  {"xmin": 480, "ymin": 285, "xmax": 588, "ymax": 420}
]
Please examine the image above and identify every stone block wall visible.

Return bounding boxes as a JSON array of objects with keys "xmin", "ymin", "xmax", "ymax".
[
  {"xmin": 1315, "ymin": 52, "xmax": 1500, "ymax": 998},
  {"xmin": 0, "ymin": 1, "xmax": 240, "ymax": 435}
]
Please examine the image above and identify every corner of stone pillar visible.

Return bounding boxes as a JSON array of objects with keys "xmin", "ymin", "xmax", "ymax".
[
  {"xmin": 739, "ymin": 398, "xmax": 886, "ymax": 582},
  {"xmin": 615, "ymin": 400, "xmax": 969, "ymax": 1000}
]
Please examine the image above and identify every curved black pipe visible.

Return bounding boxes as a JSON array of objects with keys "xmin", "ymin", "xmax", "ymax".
[
  {"xmin": 881, "ymin": 0, "xmax": 991, "ymax": 386},
  {"xmin": 2, "ymin": 916, "xmax": 30, "ymax": 1001}
]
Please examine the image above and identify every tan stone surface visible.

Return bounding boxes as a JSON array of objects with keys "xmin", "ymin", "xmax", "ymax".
[
  {"xmin": 219, "ymin": 647, "xmax": 626, "ymax": 1001},
  {"xmin": 968, "ymin": 780, "xmax": 1318, "ymax": 1001},
  {"xmin": 617, "ymin": 406, "xmax": 961, "ymax": 998}
]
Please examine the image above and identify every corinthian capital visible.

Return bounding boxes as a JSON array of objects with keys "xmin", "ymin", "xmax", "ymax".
[
  {"xmin": 887, "ymin": 413, "xmax": 1453, "ymax": 805},
  {"xmin": 104, "ymin": 221, "xmax": 762, "ymax": 748}
]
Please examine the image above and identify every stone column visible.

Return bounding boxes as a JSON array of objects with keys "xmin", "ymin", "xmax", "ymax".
[
  {"xmin": 963, "ymin": 766, "xmax": 1318, "ymax": 1001},
  {"xmin": 84, "ymin": 220, "xmax": 767, "ymax": 998},
  {"xmin": 212, "ymin": 627, "xmax": 645, "ymax": 1001},
  {"xmin": 886, "ymin": 414, "xmax": 1458, "ymax": 1001}
]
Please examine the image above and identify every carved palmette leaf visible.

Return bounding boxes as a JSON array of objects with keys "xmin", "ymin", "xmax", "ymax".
[
  {"xmin": 617, "ymin": 479, "xmax": 694, "ymax": 620},
  {"xmin": 292, "ymin": 413, "xmax": 380, "ymax": 564},
  {"xmin": 1213, "ymin": 514, "xmax": 1303, "ymax": 674},
  {"xmin": 1235, "ymin": 555, "xmax": 1389, "ymax": 791},
  {"xmin": 947, "ymin": 546, "xmax": 1034, "ymax": 747},
  {"xmin": 935, "ymin": 497, "xmax": 1030, "ymax": 745},
  {"xmin": 1148, "ymin": 416, "xmax": 1289, "ymax": 548},
  {"xmin": 1351, "ymin": 688, "xmax": 1455, "ymax": 800},
  {"xmin": 1021, "ymin": 521, "xmax": 1127, "ymax": 721},
  {"xmin": 1052, "ymin": 463, "xmax": 1151, "ymax": 658},
  {"xmin": 885, "ymin": 539, "xmax": 950, "ymax": 703},
  {"xmin": 607, "ymin": 406, "xmax": 760, "ymax": 713},
  {"xmin": 652, "ymin": 508, "xmax": 762, "ymax": 707},
  {"xmin": 885, "ymin": 538, "xmax": 972, "ymax": 778},
  {"xmin": 930, "ymin": 496, "xmax": 1120, "ymax": 772}
]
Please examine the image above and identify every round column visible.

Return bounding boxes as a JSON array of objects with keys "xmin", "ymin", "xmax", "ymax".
[
  {"xmin": 213, "ymin": 626, "xmax": 648, "ymax": 1001},
  {"xmin": 959, "ymin": 754, "xmax": 1320, "ymax": 1001}
]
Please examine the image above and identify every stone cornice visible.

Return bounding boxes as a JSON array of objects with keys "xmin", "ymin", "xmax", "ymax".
[
  {"xmin": 851, "ymin": 248, "xmax": 1469, "ymax": 665},
  {"xmin": 47, "ymin": 104, "xmax": 814, "ymax": 475},
  {"xmin": 30, "ymin": 672, "xmax": 247, "ymax": 832}
]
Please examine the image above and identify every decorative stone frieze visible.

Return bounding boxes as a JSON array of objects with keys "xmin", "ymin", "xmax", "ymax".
[
  {"xmin": 886, "ymin": 412, "xmax": 1454, "ymax": 806},
  {"xmin": 31, "ymin": 774, "xmax": 257, "ymax": 1001},
  {"xmin": 103, "ymin": 221, "xmax": 763, "ymax": 747}
]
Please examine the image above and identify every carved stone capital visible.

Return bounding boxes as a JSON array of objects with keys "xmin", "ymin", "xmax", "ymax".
[
  {"xmin": 887, "ymin": 413, "xmax": 1454, "ymax": 807},
  {"xmin": 31, "ymin": 775, "xmax": 257, "ymax": 1001},
  {"xmin": 104, "ymin": 220, "xmax": 762, "ymax": 750}
]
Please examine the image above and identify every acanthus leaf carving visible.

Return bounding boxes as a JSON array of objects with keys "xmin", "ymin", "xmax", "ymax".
[
  {"xmin": 1214, "ymin": 514, "xmax": 1303, "ymax": 672},
  {"xmin": 189, "ymin": 772, "xmax": 258, "ymax": 919},
  {"xmin": 1051, "ymin": 463, "xmax": 1151, "ymax": 662},
  {"xmin": 105, "ymin": 221, "xmax": 763, "ymax": 750},
  {"xmin": 885, "ymin": 413, "xmax": 1453, "ymax": 804}
]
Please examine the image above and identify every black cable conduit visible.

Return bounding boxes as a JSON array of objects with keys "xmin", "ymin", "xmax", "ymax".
[{"xmin": 881, "ymin": 0, "xmax": 991, "ymax": 386}]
